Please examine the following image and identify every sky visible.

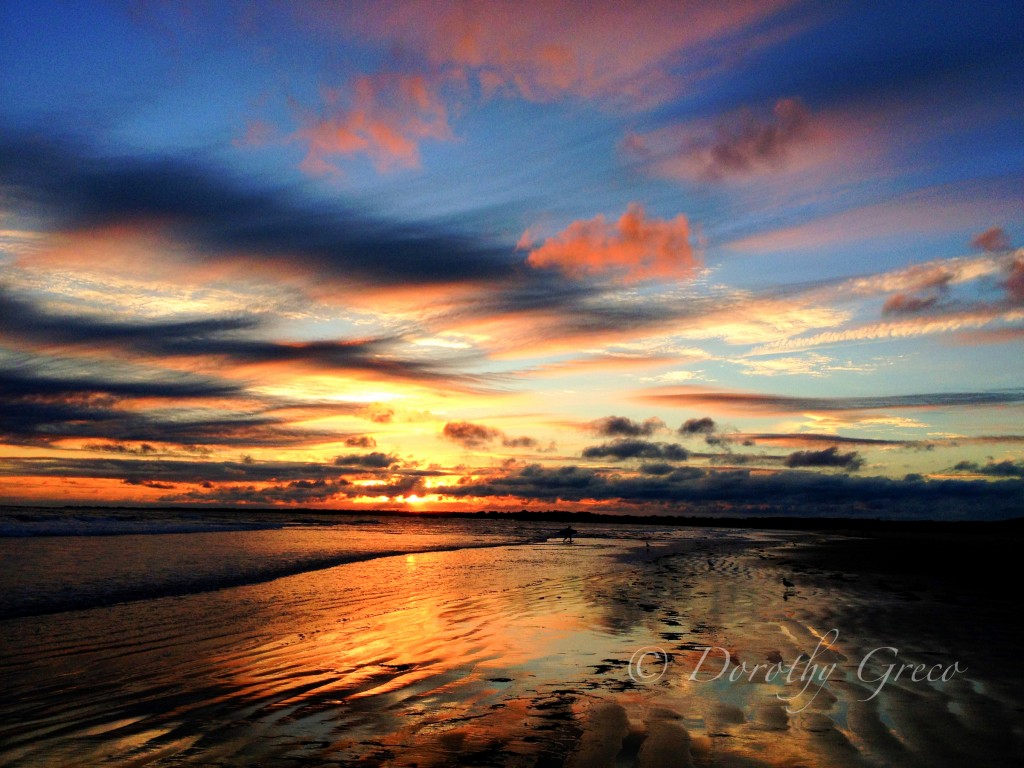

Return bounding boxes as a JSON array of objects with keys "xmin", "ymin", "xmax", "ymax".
[{"xmin": 1, "ymin": 0, "xmax": 1022, "ymax": 518}]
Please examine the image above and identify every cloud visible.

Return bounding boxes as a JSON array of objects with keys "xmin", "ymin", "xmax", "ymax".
[
  {"xmin": 343, "ymin": 435, "xmax": 377, "ymax": 448},
  {"xmin": 734, "ymin": 353, "xmax": 876, "ymax": 377},
  {"xmin": 294, "ymin": 73, "xmax": 452, "ymax": 174},
  {"xmin": 728, "ymin": 184, "xmax": 1023, "ymax": 256},
  {"xmin": 740, "ymin": 433, "xmax": 911, "ymax": 448},
  {"xmin": 642, "ymin": 386, "xmax": 1024, "ymax": 415},
  {"xmin": 0, "ymin": 456, "xmax": 344, "ymax": 484},
  {"xmin": 333, "ymin": 452, "xmax": 398, "ymax": 469},
  {"xmin": 784, "ymin": 446, "xmax": 864, "ymax": 471},
  {"xmin": 971, "ymin": 226, "xmax": 1011, "ymax": 252},
  {"xmin": 589, "ymin": 415, "xmax": 664, "ymax": 437},
  {"xmin": 501, "ymin": 435, "xmax": 539, "ymax": 448},
  {"xmin": 525, "ymin": 204, "xmax": 698, "ymax": 283},
  {"xmin": 441, "ymin": 421, "xmax": 504, "ymax": 448},
  {"xmin": 441, "ymin": 420, "xmax": 539, "ymax": 450},
  {"xmin": 582, "ymin": 439, "xmax": 688, "ymax": 462},
  {"xmin": 679, "ymin": 417, "xmax": 717, "ymax": 435},
  {"xmin": 0, "ymin": 357, "xmax": 347, "ymax": 448},
  {"xmin": 952, "ymin": 459, "xmax": 1024, "ymax": 478},
  {"xmin": 640, "ymin": 462, "xmax": 675, "ymax": 476},
  {"xmin": 0, "ymin": 285, "xmax": 479, "ymax": 386},
  {"xmin": 328, "ymin": 2, "xmax": 795, "ymax": 108},
  {"xmin": 439, "ymin": 464, "xmax": 1024, "ymax": 519},
  {"xmin": 750, "ymin": 305, "xmax": 1024, "ymax": 355},
  {"xmin": 881, "ymin": 293, "xmax": 939, "ymax": 315},
  {"xmin": 635, "ymin": 98, "xmax": 820, "ymax": 182},
  {"xmin": 169, "ymin": 478, "xmax": 352, "ymax": 506},
  {"xmin": 1006, "ymin": 257, "xmax": 1024, "ymax": 304},
  {"xmin": 0, "ymin": 133, "xmax": 520, "ymax": 290}
]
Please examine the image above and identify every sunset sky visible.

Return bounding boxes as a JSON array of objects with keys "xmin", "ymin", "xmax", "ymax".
[{"xmin": 1, "ymin": 1, "xmax": 1022, "ymax": 516}]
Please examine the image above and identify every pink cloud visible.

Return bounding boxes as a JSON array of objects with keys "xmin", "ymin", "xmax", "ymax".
[
  {"xmin": 315, "ymin": 1, "xmax": 797, "ymax": 108},
  {"xmin": 730, "ymin": 185, "xmax": 1023, "ymax": 254},
  {"xmin": 525, "ymin": 204, "xmax": 698, "ymax": 282},
  {"xmin": 881, "ymin": 293, "xmax": 939, "ymax": 315},
  {"xmin": 971, "ymin": 226, "xmax": 1011, "ymax": 253},
  {"xmin": 627, "ymin": 97, "xmax": 888, "ymax": 188},
  {"xmin": 633, "ymin": 98, "xmax": 820, "ymax": 181},
  {"xmin": 294, "ymin": 73, "xmax": 452, "ymax": 173}
]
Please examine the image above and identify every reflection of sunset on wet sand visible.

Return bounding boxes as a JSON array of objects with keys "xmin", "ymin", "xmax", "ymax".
[{"xmin": 2, "ymin": 517, "xmax": 1019, "ymax": 766}]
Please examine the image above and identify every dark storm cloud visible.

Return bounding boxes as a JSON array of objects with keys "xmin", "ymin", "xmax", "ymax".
[
  {"xmin": 639, "ymin": 462, "xmax": 675, "ymax": 475},
  {"xmin": 953, "ymin": 459, "xmax": 1024, "ymax": 478},
  {"xmin": 442, "ymin": 464, "xmax": 1024, "ymax": 519},
  {"xmin": 0, "ymin": 365, "xmax": 330, "ymax": 447},
  {"xmin": 0, "ymin": 456, "xmax": 353, "ymax": 484},
  {"xmin": 0, "ymin": 288, "xmax": 258, "ymax": 345},
  {"xmin": 582, "ymin": 439, "xmax": 688, "ymax": 461},
  {"xmin": 0, "ymin": 133, "xmax": 519, "ymax": 287},
  {"xmin": 784, "ymin": 446, "xmax": 864, "ymax": 471},
  {"xmin": 168, "ymin": 478, "xmax": 352, "ymax": 505},
  {"xmin": 0, "ymin": 288, "xmax": 475, "ymax": 384},
  {"xmin": 333, "ymin": 451, "xmax": 398, "ymax": 468},
  {"xmin": 171, "ymin": 472, "xmax": 428, "ymax": 506},
  {"xmin": 679, "ymin": 417, "xmax": 717, "ymax": 435},
  {"xmin": 442, "ymin": 421, "xmax": 504, "ymax": 448},
  {"xmin": 0, "ymin": 362, "xmax": 239, "ymax": 402},
  {"xmin": 343, "ymin": 435, "xmax": 377, "ymax": 448},
  {"xmin": 440, "ymin": 421, "xmax": 540, "ymax": 450},
  {"xmin": 589, "ymin": 415, "xmax": 664, "ymax": 437}
]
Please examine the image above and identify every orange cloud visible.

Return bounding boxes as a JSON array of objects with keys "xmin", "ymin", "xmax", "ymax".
[
  {"xmin": 294, "ymin": 73, "xmax": 452, "ymax": 173},
  {"xmin": 525, "ymin": 204, "xmax": 698, "ymax": 282}
]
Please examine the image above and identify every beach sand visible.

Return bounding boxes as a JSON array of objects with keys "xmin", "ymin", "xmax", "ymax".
[{"xmin": 1, "ymin": 526, "xmax": 1021, "ymax": 766}]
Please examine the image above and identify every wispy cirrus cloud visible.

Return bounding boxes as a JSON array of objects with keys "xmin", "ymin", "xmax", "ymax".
[
  {"xmin": 323, "ymin": 1, "xmax": 797, "ymax": 108},
  {"xmin": 727, "ymin": 182, "xmax": 1023, "ymax": 255},
  {"xmin": 640, "ymin": 385, "xmax": 1024, "ymax": 417},
  {"xmin": 751, "ymin": 305, "xmax": 1024, "ymax": 356}
]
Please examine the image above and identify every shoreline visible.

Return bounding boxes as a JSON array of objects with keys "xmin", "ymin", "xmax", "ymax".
[
  {"xmin": 5, "ymin": 503, "xmax": 1023, "ymax": 532},
  {"xmin": 3, "ymin": 526, "xmax": 1020, "ymax": 766}
]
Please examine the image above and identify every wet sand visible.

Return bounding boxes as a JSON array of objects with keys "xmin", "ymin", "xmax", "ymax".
[{"xmin": 1, "ymin": 527, "xmax": 1021, "ymax": 766}]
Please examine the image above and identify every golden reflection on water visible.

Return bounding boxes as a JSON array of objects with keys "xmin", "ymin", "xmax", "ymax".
[{"xmin": 0, "ymin": 534, "xmax": 1016, "ymax": 767}]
